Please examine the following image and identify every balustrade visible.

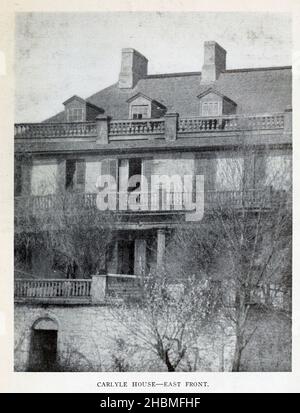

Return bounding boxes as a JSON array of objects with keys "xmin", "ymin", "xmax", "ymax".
[
  {"xmin": 109, "ymin": 118, "xmax": 165, "ymax": 136},
  {"xmin": 178, "ymin": 114, "xmax": 285, "ymax": 133},
  {"xmin": 14, "ymin": 279, "xmax": 91, "ymax": 300},
  {"xmin": 14, "ymin": 122, "xmax": 97, "ymax": 138}
]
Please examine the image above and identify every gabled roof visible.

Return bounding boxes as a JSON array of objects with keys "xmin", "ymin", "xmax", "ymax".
[
  {"xmin": 46, "ymin": 65, "xmax": 292, "ymax": 122},
  {"xmin": 62, "ymin": 95, "xmax": 104, "ymax": 113},
  {"xmin": 127, "ymin": 92, "xmax": 167, "ymax": 109},
  {"xmin": 63, "ymin": 95, "xmax": 86, "ymax": 105},
  {"xmin": 197, "ymin": 88, "xmax": 237, "ymax": 106}
]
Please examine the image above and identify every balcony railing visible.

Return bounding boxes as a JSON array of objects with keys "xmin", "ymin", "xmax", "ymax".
[
  {"xmin": 15, "ymin": 113, "xmax": 287, "ymax": 141},
  {"xmin": 14, "ymin": 122, "xmax": 97, "ymax": 138},
  {"xmin": 14, "ymin": 279, "xmax": 92, "ymax": 303},
  {"xmin": 205, "ymin": 188, "xmax": 273, "ymax": 209},
  {"xmin": 15, "ymin": 191, "xmax": 195, "ymax": 215},
  {"xmin": 15, "ymin": 188, "xmax": 290, "ymax": 219},
  {"xmin": 109, "ymin": 118, "xmax": 165, "ymax": 136},
  {"xmin": 178, "ymin": 113, "xmax": 285, "ymax": 133},
  {"xmin": 14, "ymin": 275, "xmax": 142, "ymax": 304}
]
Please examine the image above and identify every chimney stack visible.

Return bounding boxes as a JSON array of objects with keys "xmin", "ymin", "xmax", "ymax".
[
  {"xmin": 201, "ymin": 41, "xmax": 226, "ymax": 83},
  {"xmin": 118, "ymin": 48, "xmax": 148, "ymax": 89}
]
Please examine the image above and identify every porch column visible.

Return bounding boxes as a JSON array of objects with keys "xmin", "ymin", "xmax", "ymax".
[
  {"xmin": 157, "ymin": 229, "xmax": 166, "ymax": 270},
  {"xmin": 91, "ymin": 274, "xmax": 107, "ymax": 304},
  {"xmin": 106, "ymin": 241, "xmax": 119, "ymax": 274},
  {"xmin": 134, "ymin": 239, "xmax": 146, "ymax": 276}
]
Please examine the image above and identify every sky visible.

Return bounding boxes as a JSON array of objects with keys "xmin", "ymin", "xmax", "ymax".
[{"xmin": 15, "ymin": 12, "xmax": 292, "ymax": 122}]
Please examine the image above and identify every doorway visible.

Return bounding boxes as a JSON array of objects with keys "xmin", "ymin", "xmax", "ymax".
[
  {"xmin": 28, "ymin": 329, "xmax": 58, "ymax": 372},
  {"xmin": 118, "ymin": 240, "xmax": 135, "ymax": 275}
]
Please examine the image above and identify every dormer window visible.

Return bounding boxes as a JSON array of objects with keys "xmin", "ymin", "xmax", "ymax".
[
  {"xmin": 201, "ymin": 101, "xmax": 221, "ymax": 117},
  {"xmin": 63, "ymin": 95, "xmax": 104, "ymax": 123},
  {"xmin": 67, "ymin": 108, "xmax": 84, "ymax": 122},
  {"xmin": 131, "ymin": 105, "xmax": 150, "ymax": 119},
  {"xmin": 127, "ymin": 93, "xmax": 166, "ymax": 119},
  {"xmin": 198, "ymin": 89, "xmax": 237, "ymax": 117}
]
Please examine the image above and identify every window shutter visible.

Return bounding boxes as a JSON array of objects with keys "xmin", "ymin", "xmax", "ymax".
[
  {"xmin": 100, "ymin": 158, "xmax": 118, "ymax": 190},
  {"xmin": 254, "ymin": 155, "xmax": 266, "ymax": 189},
  {"xmin": 109, "ymin": 159, "xmax": 118, "ymax": 183},
  {"xmin": 141, "ymin": 159, "xmax": 152, "ymax": 209}
]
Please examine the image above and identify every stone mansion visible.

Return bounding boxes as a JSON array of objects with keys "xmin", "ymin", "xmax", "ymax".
[{"xmin": 14, "ymin": 41, "xmax": 292, "ymax": 371}]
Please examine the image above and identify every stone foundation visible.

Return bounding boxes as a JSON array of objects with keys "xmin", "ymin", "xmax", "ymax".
[{"xmin": 14, "ymin": 303, "xmax": 291, "ymax": 372}]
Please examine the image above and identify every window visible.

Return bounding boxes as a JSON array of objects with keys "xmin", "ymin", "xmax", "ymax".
[
  {"xmin": 131, "ymin": 105, "xmax": 149, "ymax": 119},
  {"xmin": 67, "ymin": 108, "xmax": 84, "ymax": 122},
  {"xmin": 215, "ymin": 158, "xmax": 244, "ymax": 191},
  {"xmin": 201, "ymin": 101, "xmax": 221, "ymax": 117},
  {"xmin": 65, "ymin": 160, "xmax": 76, "ymax": 190},
  {"xmin": 265, "ymin": 155, "xmax": 292, "ymax": 190},
  {"xmin": 128, "ymin": 158, "xmax": 142, "ymax": 192},
  {"xmin": 65, "ymin": 159, "xmax": 85, "ymax": 191},
  {"xmin": 31, "ymin": 161, "xmax": 58, "ymax": 195}
]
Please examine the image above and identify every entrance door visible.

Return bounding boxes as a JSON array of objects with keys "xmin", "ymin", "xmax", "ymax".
[
  {"xmin": 118, "ymin": 240, "xmax": 135, "ymax": 275},
  {"xmin": 28, "ymin": 329, "xmax": 58, "ymax": 371}
]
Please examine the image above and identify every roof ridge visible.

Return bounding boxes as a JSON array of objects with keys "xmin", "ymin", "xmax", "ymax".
[
  {"xmin": 224, "ymin": 66, "xmax": 291, "ymax": 73},
  {"xmin": 143, "ymin": 72, "xmax": 201, "ymax": 79},
  {"xmin": 142, "ymin": 66, "xmax": 291, "ymax": 80}
]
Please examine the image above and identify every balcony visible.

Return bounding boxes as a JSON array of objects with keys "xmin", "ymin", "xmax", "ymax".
[
  {"xmin": 178, "ymin": 113, "xmax": 285, "ymax": 133},
  {"xmin": 14, "ymin": 112, "xmax": 289, "ymax": 144},
  {"xmin": 15, "ymin": 191, "xmax": 195, "ymax": 216},
  {"xmin": 14, "ymin": 122, "xmax": 97, "ymax": 139},
  {"xmin": 109, "ymin": 118, "xmax": 165, "ymax": 136},
  {"xmin": 14, "ymin": 188, "xmax": 290, "ymax": 223},
  {"xmin": 14, "ymin": 274, "xmax": 142, "ymax": 304},
  {"xmin": 14, "ymin": 278, "xmax": 92, "ymax": 304}
]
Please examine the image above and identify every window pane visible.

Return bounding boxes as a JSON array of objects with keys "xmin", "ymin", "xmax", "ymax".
[
  {"xmin": 131, "ymin": 105, "xmax": 149, "ymax": 119},
  {"xmin": 265, "ymin": 155, "xmax": 292, "ymax": 190},
  {"xmin": 215, "ymin": 158, "xmax": 244, "ymax": 190},
  {"xmin": 31, "ymin": 162, "xmax": 58, "ymax": 195},
  {"xmin": 202, "ymin": 103, "xmax": 208, "ymax": 116},
  {"xmin": 68, "ymin": 108, "xmax": 83, "ymax": 122},
  {"xmin": 201, "ymin": 101, "xmax": 220, "ymax": 116}
]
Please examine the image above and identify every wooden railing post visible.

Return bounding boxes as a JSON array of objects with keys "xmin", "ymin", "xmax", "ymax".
[
  {"xmin": 91, "ymin": 274, "xmax": 107, "ymax": 303},
  {"xmin": 96, "ymin": 116, "xmax": 109, "ymax": 144}
]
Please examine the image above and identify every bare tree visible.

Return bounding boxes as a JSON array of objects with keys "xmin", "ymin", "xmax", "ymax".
[
  {"xmin": 15, "ymin": 181, "xmax": 118, "ymax": 279},
  {"xmin": 165, "ymin": 142, "xmax": 292, "ymax": 371},
  {"xmin": 108, "ymin": 272, "xmax": 219, "ymax": 371}
]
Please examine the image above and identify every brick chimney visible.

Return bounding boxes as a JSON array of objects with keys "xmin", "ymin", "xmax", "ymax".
[
  {"xmin": 118, "ymin": 48, "xmax": 148, "ymax": 89},
  {"xmin": 201, "ymin": 41, "xmax": 226, "ymax": 83}
]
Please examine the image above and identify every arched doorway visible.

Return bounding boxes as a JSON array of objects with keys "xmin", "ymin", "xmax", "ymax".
[{"xmin": 28, "ymin": 317, "xmax": 59, "ymax": 372}]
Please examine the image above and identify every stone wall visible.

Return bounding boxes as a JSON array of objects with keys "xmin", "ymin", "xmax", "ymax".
[
  {"xmin": 14, "ymin": 302, "xmax": 291, "ymax": 372},
  {"xmin": 15, "ymin": 304, "xmax": 120, "ymax": 372}
]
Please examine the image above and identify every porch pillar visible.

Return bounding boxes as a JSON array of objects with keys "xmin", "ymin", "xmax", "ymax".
[
  {"xmin": 134, "ymin": 239, "xmax": 146, "ymax": 276},
  {"xmin": 157, "ymin": 229, "xmax": 166, "ymax": 270},
  {"xmin": 91, "ymin": 274, "xmax": 107, "ymax": 303},
  {"xmin": 106, "ymin": 241, "xmax": 119, "ymax": 274}
]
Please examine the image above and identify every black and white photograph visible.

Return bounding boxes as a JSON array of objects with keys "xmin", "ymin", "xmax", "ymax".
[
  {"xmin": 12, "ymin": 10, "xmax": 293, "ymax": 374},
  {"xmin": 1, "ymin": 1, "xmax": 300, "ymax": 396}
]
